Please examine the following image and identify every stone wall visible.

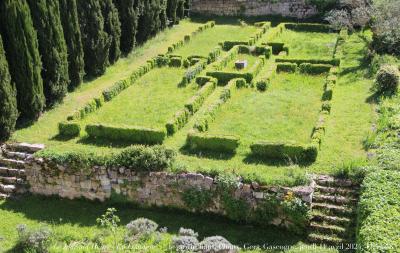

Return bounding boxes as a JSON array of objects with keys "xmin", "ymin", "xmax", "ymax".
[
  {"xmin": 25, "ymin": 157, "xmax": 314, "ymax": 229},
  {"xmin": 191, "ymin": 0, "xmax": 318, "ymax": 19}
]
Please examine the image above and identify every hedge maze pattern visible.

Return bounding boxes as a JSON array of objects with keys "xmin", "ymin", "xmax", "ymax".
[{"xmin": 58, "ymin": 21, "xmax": 345, "ymax": 164}]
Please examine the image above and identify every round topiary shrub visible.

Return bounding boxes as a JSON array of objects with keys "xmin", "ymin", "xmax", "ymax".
[
  {"xmin": 172, "ymin": 236, "xmax": 199, "ymax": 253},
  {"xmin": 374, "ymin": 65, "xmax": 400, "ymax": 95},
  {"xmin": 126, "ymin": 218, "xmax": 158, "ymax": 240},
  {"xmin": 198, "ymin": 236, "xmax": 238, "ymax": 253}
]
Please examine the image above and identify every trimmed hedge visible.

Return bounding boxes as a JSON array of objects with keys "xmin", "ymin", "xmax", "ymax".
[
  {"xmin": 195, "ymin": 75, "xmax": 218, "ymax": 86},
  {"xmin": 187, "ymin": 131, "xmax": 240, "ymax": 153},
  {"xmin": 250, "ymin": 142, "xmax": 318, "ymax": 162},
  {"xmin": 165, "ymin": 108, "xmax": 190, "ymax": 135},
  {"xmin": 277, "ymin": 63, "xmax": 297, "ymax": 73},
  {"xmin": 180, "ymin": 60, "xmax": 207, "ymax": 86},
  {"xmin": 357, "ymin": 170, "xmax": 400, "ymax": 253},
  {"xmin": 266, "ymin": 42, "xmax": 285, "ymax": 55},
  {"xmin": 67, "ymin": 98, "xmax": 101, "ymax": 121},
  {"xmin": 275, "ymin": 58, "xmax": 340, "ymax": 66},
  {"xmin": 58, "ymin": 121, "xmax": 80, "ymax": 137},
  {"xmin": 222, "ymin": 22, "xmax": 270, "ymax": 50},
  {"xmin": 284, "ymin": 23, "xmax": 331, "ymax": 33},
  {"xmin": 299, "ymin": 63, "xmax": 332, "ymax": 75},
  {"xmin": 85, "ymin": 124, "xmax": 166, "ymax": 144},
  {"xmin": 169, "ymin": 56, "xmax": 182, "ymax": 67},
  {"xmin": 185, "ymin": 81, "xmax": 216, "ymax": 113},
  {"xmin": 208, "ymin": 46, "xmax": 222, "ymax": 63}
]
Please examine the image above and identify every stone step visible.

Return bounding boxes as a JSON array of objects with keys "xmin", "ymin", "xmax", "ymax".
[
  {"xmin": 314, "ymin": 194, "xmax": 357, "ymax": 205},
  {"xmin": 312, "ymin": 203, "xmax": 354, "ymax": 217},
  {"xmin": 315, "ymin": 175, "xmax": 355, "ymax": 188},
  {"xmin": 310, "ymin": 222, "xmax": 347, "ymax": 237},
  {"xmin": 0, "ymin": 176, "xmax": 17, "ymax": 184},
  {"xmin": 0, "ymin": 158, "xmax": 26, "ymax": 169},
  {"xmin": 0, "ymin": 183, "xmax": 16, "ymax": 194},
  {"xmin": 315, "ymin": 185, "xmax": 359, "ymax": 197},
  {"xmin": 2, "ymin": 150, "xmax": 31, "ymax": 160},
  {"xmin": 308, "ymin": 233, "xmax": 345, "ymax": 246},
  {"xmin": 0, "ymin": 167, "xmax": 25, "ymax": 177},
  {"xmin": 5, "ymin": 142, "xmax": 44, "ymax": 154},
  {"xmin": 311, "ymin": 212, "xmax": 352, "ymax": 227}
]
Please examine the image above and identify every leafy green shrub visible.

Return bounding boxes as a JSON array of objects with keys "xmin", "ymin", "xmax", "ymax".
[
  {"xmin": 321, "ymin": 101, "xmax": 331, "ymax": 113},
  {"xmin": 58, "ymin": 121, "xmax": 80, "ymax": 137},
  {"xmin": 180, "ymin": 60, "xmax": 207, "ymax": 86},
  {"xmin": 285, "ymin": 23, "xmax": 331, "ymax": 32},
  {"xmin": 109, "ymin": 145, "xmax": 175, "ymax": 172},
  {"xmin": 155, "ymin": 54, "xmax": 170, "ymax": 67},
  {"xmin": 357, "ymin": 170, "xmax": 400, "ymax": 253},
  {"xmin": 256, "ymin": 78, "xmax": 269, "ymax": 91},
  {"xmin": 250, "ymin": 142, "xmax": 318, "ymax": 162},
  {"xmin": 15, "ymin": 224, "xmax": 52, "ymax": 253},
  {"xmin": 208, "ymin": 46, "xmax": 222, "ymax": 63},
  {"xmin": 169, "ymin": 56, "xmax": 182, "ymax": 67},
  {"xmin": 186, "ymin": 131, "xmax": 240, "ymax": 153},
  {"xmin": 252, "ymin": 195, "xmax": 280, "ymax": 224},
  {"xmin": 266, "ymin": 42, "xmax": 285, "ymax": 54},
  {"xmin": 281, "ymin": 194, "xmax": 310, "ymax": 234},
  {"xmin": 195, "ymin": 75, "xmax": 217, "ymax": 86},
  {"xmin": 126, "ymin": 218, "xmax": 158, "ymax": 240},
  {"xmin": 184, "ymin": 81, "xmax": 216, "ymax": 113},
  {"xmin": 374, "ymin": 65, "xmax": 399, "ymax": 95},
  {"xmin": 370, "ymin": 54, "xmax": 400, "ymax": 75},
  {"xmin": 299, "ymin": 63, "xmax": 332, "ymax": 75},
  {"xmin": 221, "ymin": 193, "xmax": 249, "ymax": 222},
  {"xmin": 166, "ymin": 108, "xmax": 190, "ymax": 135},
  {"xmin": 178, "ymin": 228, "xmax": 198, "ymax": 237},
  {"xmin": 172, "ymin": 236, "xmax": 199, "ymax": 253},
  {"xmin": 85, "ymin": 124, "xmax": 166, "ymax": 145},
  {"xmin": 276, "ymin": 63, "xmax": 297, "ymax": 73},
  {"xmin": 275, "ymin": 58, "xmax": 340, "ymax": 66},
  {"xmin": 102, "ymin": 79, "xmax": 130, "ymax": 101},
  {"xmin": 182, "ymin": 187, "xmax": 213, "ymax": 211}
]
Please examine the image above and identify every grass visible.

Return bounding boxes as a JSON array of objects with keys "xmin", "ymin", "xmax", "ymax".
[
  {"xmin": 222, "ymin": 54, "xmax": 260, "ymax": 72},
  {"xmin": 272, "ymin": 30, "xmax": 338, "ymax": 59},
  {"xmin": 0, "ymin": 196, "xmax": 303, "ymax": 252},
  {"xmin": 173, "ymin": 24, "xmax": 258, "ymax": 57},
  {"xmin": 80, "ymin": 67, "xmax": 196, "ymax": 129}
]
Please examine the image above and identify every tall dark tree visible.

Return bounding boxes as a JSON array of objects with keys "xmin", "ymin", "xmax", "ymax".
[
  {"xmin": 167, "ymin": 0, "xmax": 179, "ymax": 25},
  {"xmin": 0, "ymin": 0, "xmax": 45, "ymax": 122},
  {"xmin": 136, "ymin": 0, "xmax": 166, "ymax": 44},
  {"xmin": 177, "ymin": 0, "xmax": 185, "ymax": 19},
  {"xmin": 113, "ymin": 0, "xmax": 140, "ymax": 55},
  {"xmin": 101, "ymin": 0, "xmax": 122, "ymax": 64},
  {"xmin": 59, "ymin": 0, "xmax": 85, "ymax": 91},
  {"xmin": 0, "ymin": 35, "xmax": 18, "ymax": 141},
  {"xmin": 78, "ymin": 0, "xmax": 111, "ymax": 77},
  {"xmin": 28, "ymin": 0, "xmax": 69, "ymax": 107}
]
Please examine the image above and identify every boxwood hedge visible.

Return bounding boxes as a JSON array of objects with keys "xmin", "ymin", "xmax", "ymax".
[
  {"xmin": 187, "ymin": 131, "xmax": 240, "ymax": 153},
  {"xmin": 250, "ymin": 142, "xmax": 318, "ymax": 162}
]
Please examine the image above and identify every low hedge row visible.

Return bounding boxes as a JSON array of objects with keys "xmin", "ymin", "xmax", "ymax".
[
  {"xmin": 169, "ymin": 56, "xmax": 182, "ymax": 67},
  {"xmin": 194, "ymin": 78, "xmax": 244, "ymax": 132},
  {"xmin": 237, "ymin": 45, "xmax": 272, "ymax": 59},
  {"xmin": 67, "ymin": 97, "xmax": 103, "ymax": 121},
  {"xmin": 186, "ymin": 131, "xmax": 240, "ymax": 153},
  {"xmin": 284, "ymin": 23, "xmax": 331, "ymax": 33},
  {"xmin": 207, "ymin": 46, "xmax": 222, "ymax": 63},
  {"xmin": 58, "ymin": 121, "xmax": 81, "ymax": 137},
  {"xmin": 276, "ymin": 63, "xmax": 297, "ymax": 73},
  {"xmin": 210, "ymin": 45, "xmax": 240, "ymax": 71},
  {"xmin": 195, "ymin": 75, "xmax": 218, "ymax": 86},
  {"xmin": 265, "ymin": 42, "xmax": 286, "ymax": 55},
  {"xmin": 165, "ymin": 108, "xmax": 190, "ymax": 135},
  {"xmin": 299, "ymin": 63, "xmax": 332, "ymax": 75},
  {"xmin": 185, "ymin": 81, "xmax": 216, "ymax": 113},
  {"xmin": 275, "ymin": 57, "xmax": 340, "ymax": 66},
  {"xmin": 179, "ymin": 59, "xmax": 207, "ymax": 86},
  {"xmin": 85, "ymin": 124, "xmax": 166, "ymax": 145},
  {"xmin": 222, "ymin": 22, "xmax": 270, "ymax": 50},
  {"xmin": 357, "ymin": 170, "xmax": 400, "ymax": 253},
  {"xmin": 168, "ymin": 21, "xmax": 215, "ymax": 54},
  {"xmin": 250, "ymin": 141, "xmax": 318, "ymax": 162}
]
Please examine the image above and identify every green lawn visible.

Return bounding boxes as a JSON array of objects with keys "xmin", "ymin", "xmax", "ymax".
[
  {"xmin": 222, "ymin": 54, "xmax": 260, "ymax": 72},
  {"xmin": 173, "ymin": 25, "xmax": 258, "ymax": 57},
  {"xmin": 0, "ymin": 196, "xmax": 302, "ymax": 252},
  {"xmin": 80, "ymin": 67, "xmax": 195, "ymax": 129},
  {"xmin": 206, "ymin": 73, "xmax": 325, "ymax": 146},
  {"xmin": 272, "ymin": 30, "xmax": 337, "ymax": 59}
]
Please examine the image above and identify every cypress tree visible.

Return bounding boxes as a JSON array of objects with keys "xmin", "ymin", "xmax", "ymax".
[
  {"xmin": 177, "ymin": 0, "xmax": 185, "ymax": 19},
  {"xmin": 27, "ymin": 0, "xmax": 69, "ymax": 107},
  {"xmin": 78, "ymin": 0, "xmax": 111, "ymax": 77},
  {"xmin": 113, "ymin": 0, "xmax": 140, "ymax": 55},
  {"xmin": 166, "ymin": 0, "xmax": 178, "ymax": 24},
  {"xmin": 59, "ymin": 0, "xmax": 85, "ymax": 91},
  {"xmin": 137, "ymin": 0, "xmax": 164, "ymax": 44},
  {"xmin": 0, "ymin": 35, "xmax": 18, "ymax": 141},
  {"xmin": 101, "ymin": 0, "xmax": 122, "ymax": 64},
  {"xmin": 0, "ymin": 0, "xmax": 45, "ymax": 122}
]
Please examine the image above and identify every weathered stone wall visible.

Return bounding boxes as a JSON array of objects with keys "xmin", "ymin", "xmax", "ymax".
[
  {"xmin": 24, "ymin": 157, "xmax": 314, "ymax": 228},
  {"xmin": 191, "ymin": 0, "xmax": 318, "ymax": 19}
]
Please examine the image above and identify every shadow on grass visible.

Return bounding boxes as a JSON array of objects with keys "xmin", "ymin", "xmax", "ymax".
[
  {"xmin": 243, "ymin": 153, "xmax": 314, "ymax": 167},
  {"xmin": 49, "ymin": 134, "xmax": 77, "ymax": 142},
  {"xmin": 0, "ymin": 195, "xmax": 303, "ymax": 248},
  {"xmin": 76, "ymin": 136, "xmax": 141, "ymax": 149},
  {"xmin": 179, "ymin": 145, "xmax": 236, "ymax": 161}
]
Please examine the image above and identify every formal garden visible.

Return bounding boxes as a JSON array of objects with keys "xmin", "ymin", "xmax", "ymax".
[{"xmin": 0, "ymin": 0, "xmax": 399, "ymax": 252}]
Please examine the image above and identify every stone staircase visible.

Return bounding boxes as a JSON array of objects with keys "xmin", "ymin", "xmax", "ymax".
[
  {"xmin": 308, "ymin": 175, "xmax": 360, "ymax": 247},
  {"xmin": 0, "ymin": 143, "xmax": 44, "ymax": 200}
]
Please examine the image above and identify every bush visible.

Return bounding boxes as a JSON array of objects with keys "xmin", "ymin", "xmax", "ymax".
[
  {"xmin": 198, "ymin": 236, "xmax": 238, "ymax": 253},
  {"xmin": 374, "ymin": 65, "xmax": 399, "ymax": 95},
  {"xmin": 321, "ymin": 101, "xmax": 331, "ymax": 113},
  {"xmin": 15, "ymin": 224, "xmax": 52, "ymax": 253},
  {"xmin": 166, "ymin": 108, "xmax": 190, "ymax": 135},
  {"xmin": 85, "ymin": 124, "xmax": 166, "ymax": 145},
  {"xmin": 277, "ymin": 63, "xmax": 297, "ymax": 73},
  {"xmin": 169, "ymin": 56, "xmax": 182, "ymax": 67},
  {"xmin": 266, "ymin": 42, "xmax": 285, "ymax": 54},
  {"xmin": 299, "ymin": 63, "xmax": 332, "ymax": 75},
  {"xmin": 109, "ymin": 145, "xmax": 175, "ymax": 172},
  {"xmin": 182, "ymin": 187, "xmax": 213, "ymax": 211},
  {"xmin": 250, "ymin": 142, "xmax": 318, "ymax": 162},
  {"xmin": 178, "ymin": 228, "xmax": 199, "ymax": 237},
  {"xmin": 256, "ymin": 78, "xmax": 269, "ymax": 92},
  {"xmin": 180, "ymin": 60, "xmax": 207, "ymax": 86},
  {"xmin": 126, "ymin": 218, "xmax": 158, "ymax": 239},
  {"xmin": 184, "ymin": 82, "xmax": 216, "ymax": 113},
  {"xmin": 357, "ymin": 170, "xmax": 400, "ymax": 253},
  {"xmin": 103, "ymin": 79, "xmax": 129, "ymax": 101},
  {"xmin": 275, "ymin": 58, "xmax": 340, "ymax": 66},
  {"xmin": 172, "ymin": 236, "xmax": 199, "ymax": 253},
  {"xmin": 208, "ymin": 46, "xmax": 222, "ymax": 63},
  {"xmin": 186, "ymin": 131, "xmax": 240, "ymax": 153},
  {"xmin": 285, "ymin": 23, "xmax": 331, "ymax": 32},
  {"xmin": 195, "ymin": 76, "xmax": 217, "ymax": 86},
  {"xmin": 58, "ymin": 121, "xmax": 80, "ymax": 137}
]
